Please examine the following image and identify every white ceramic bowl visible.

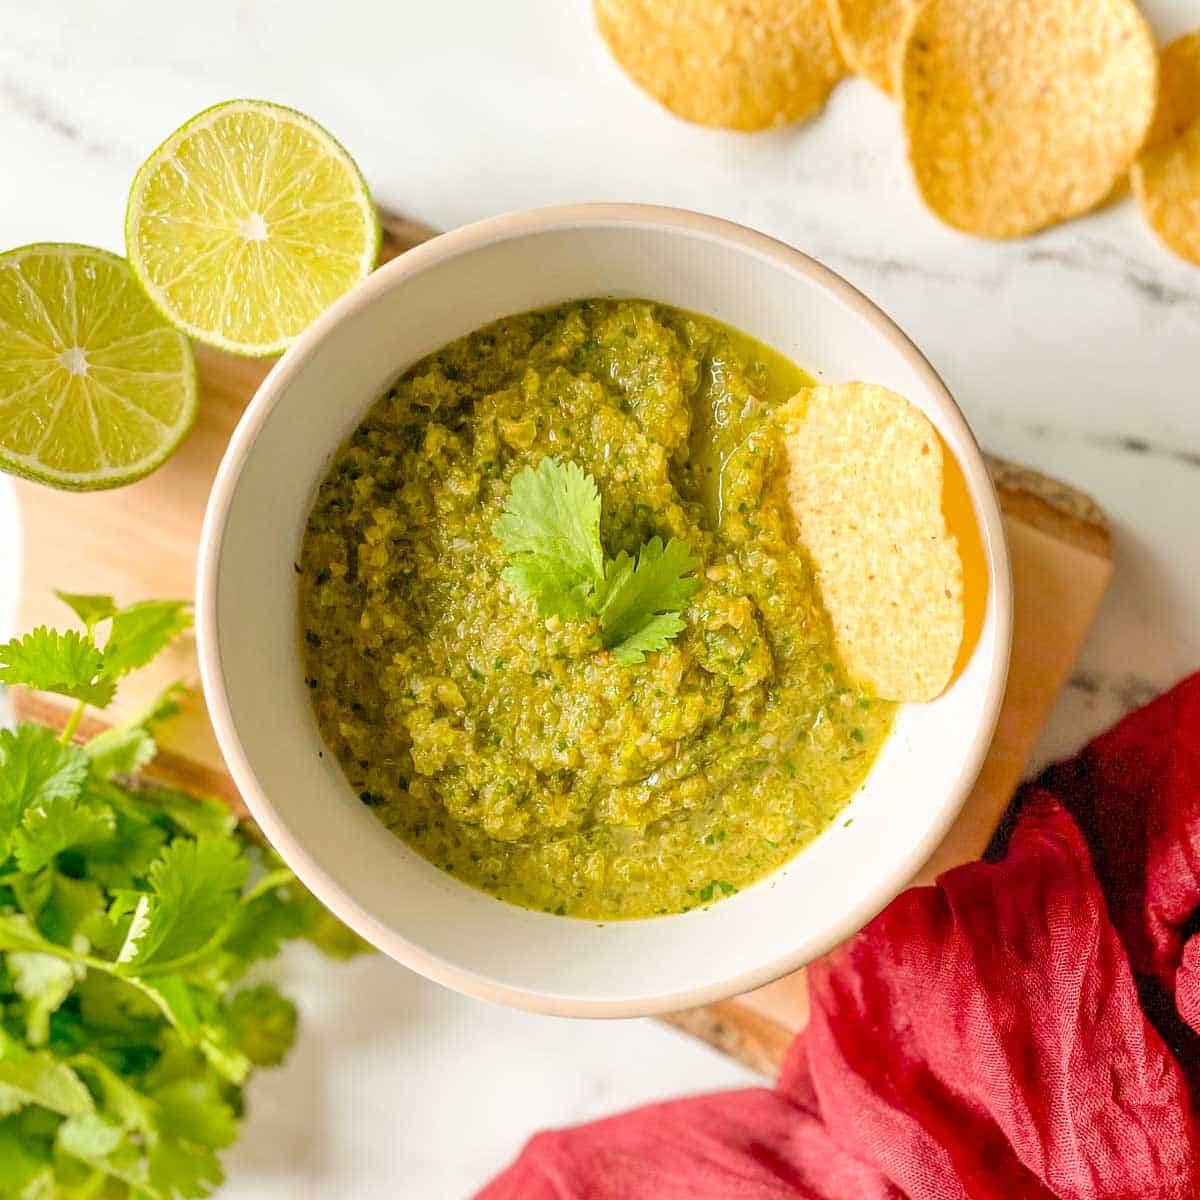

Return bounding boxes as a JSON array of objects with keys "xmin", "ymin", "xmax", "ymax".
[{"xmin": 197, "ymin": 204, "xmax": 1011, "ymax": 1018}]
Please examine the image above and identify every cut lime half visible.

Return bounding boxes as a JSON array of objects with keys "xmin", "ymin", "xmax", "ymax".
[
  {"xmin": 125, "ymin": 99, "xmax": 380, "ymax": 357},
  {"xmin": 0, "ymin": 244, "xmax": 197, "ymax": 491}
]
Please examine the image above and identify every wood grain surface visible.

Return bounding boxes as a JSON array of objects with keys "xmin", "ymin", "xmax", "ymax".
[{"xmin": 9, "ymin": 213, "xmax": 1113, "ymax": 1076}]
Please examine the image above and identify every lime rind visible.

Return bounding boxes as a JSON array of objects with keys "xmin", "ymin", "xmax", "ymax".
[
  {"xmin": 0, "ymin": 243, "xmax": 197, "ymax": 491},
  {"xmin": 125, "ymin": 99, "xmax": 380, "ymax": 358}
]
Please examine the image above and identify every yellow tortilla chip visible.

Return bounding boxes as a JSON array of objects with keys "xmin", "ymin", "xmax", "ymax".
[
  {"xmin": 1132, "ymin": 32, "xmax": 1200, "ymax": 267},
  {"xmin": 781, "ymin": 383, "xmax": 964, "ymax": 703},
  {"xmin": 593, "ymin": 0, "xmax": 845, "ymax": 132},
  {"xmin": 827, "ymin": 0, "xmax": 912, "ymax": 95},
  {"xmin": 899, "ymin": 0, "xmax": 1158, "ymax": 238}
]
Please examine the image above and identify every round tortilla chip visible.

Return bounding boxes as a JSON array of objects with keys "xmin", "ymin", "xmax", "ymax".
[
  {"xmin": 594, "ymin": 0, "xmax": 845, "ymax": 132},
  {"xmin": 900, "ymin": 0, "xmax": 1158, "ymax": 238},
  {"xmin": 1132, "ymin": 32, "xmax": 1200, "ymax": 266},
  {"xmin": 827, "ymin": 0, "xmax": 912, "ymax": 95},
  {"xmin": 780, "ymin": 383, "xmax": 964, "ymax": 703}
]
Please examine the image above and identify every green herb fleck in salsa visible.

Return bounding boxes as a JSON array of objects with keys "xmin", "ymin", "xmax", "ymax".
[{"xmin": 299, "ymin": 299, "xmax": 894, "ymax": 919}]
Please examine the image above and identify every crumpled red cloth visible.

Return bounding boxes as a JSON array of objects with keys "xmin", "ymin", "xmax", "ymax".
[{"xmin": 478, "ymin": 674, "xmax": 1200, "ymax": 1200}]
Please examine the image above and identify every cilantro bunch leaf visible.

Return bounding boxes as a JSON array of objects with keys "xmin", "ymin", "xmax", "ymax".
[
  {"xmin": 0, "ymin": 726, "xmax": 90, "ymax": 840},
  {"xmin": 13, "ymin": 792, "xmax": 116, "ymax": 874},
  {"xmin": 493, "ymin": 458, "xmax": 700, "ymax": 663},
  {"xmin": 116, "ymin": 836, "xmax": 248, "ymax": 968},
  {"xmin": 0, "ymin": 590, "xmax": 368, "ymax": 1197},
  {"xmin": 0, "ymin": 594, "xmax": 191, "ymax": 716},
  {"xmin": 0, "ymin": 628, "xmax": 114, "ymax": 707},
  {"xmin": 85, "ymin": 683, "xmax": 185, "ymax": 782},
  {"xmin": 99, "ymin": 600, "xmax": 192, "ymax": 679}
]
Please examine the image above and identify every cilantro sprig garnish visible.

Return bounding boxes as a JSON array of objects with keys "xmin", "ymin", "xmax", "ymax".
[
  {"xmin": 0, "ymin": 591, "xmax": 365, "ymax": 1198},
  {"xmin": 493, "ymin": 457, "xmax": 700, "ymax": 666}
]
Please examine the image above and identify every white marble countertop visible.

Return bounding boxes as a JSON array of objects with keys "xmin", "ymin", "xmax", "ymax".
[{"xmin": 2, "ymin": 1, "xmax": 1198, "ymax": 1194}]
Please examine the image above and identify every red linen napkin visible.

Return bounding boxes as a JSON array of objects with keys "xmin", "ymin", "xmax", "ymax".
[{"xmin": 477, "ymin": 674, "xmax": 1200, "ymax": 1200}]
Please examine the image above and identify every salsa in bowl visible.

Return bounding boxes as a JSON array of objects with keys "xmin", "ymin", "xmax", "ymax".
[
  {"xmin": 299, "ymin": 299, "xmax": 894, "ymax": 920},
  {"xmin": 197, "ymin": 205, "xmax": 1010, "ymax": 1016}
]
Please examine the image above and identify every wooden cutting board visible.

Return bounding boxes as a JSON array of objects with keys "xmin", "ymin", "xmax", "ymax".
[{"xmin": 10, "ymin": 214, "xmax": 1112, "ymax": 1074}]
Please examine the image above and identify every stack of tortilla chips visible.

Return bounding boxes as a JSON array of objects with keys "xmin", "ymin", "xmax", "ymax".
[{"xmin": 595, "ymin": 0, "xmax": 1200, "ymax": 264}]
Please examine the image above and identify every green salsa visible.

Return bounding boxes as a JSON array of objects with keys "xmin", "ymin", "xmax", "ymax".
[{"xmin": 299, "ymin": 299, "xmax": 894, "ymax": 919}]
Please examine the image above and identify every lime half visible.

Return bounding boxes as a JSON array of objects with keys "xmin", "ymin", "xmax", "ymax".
[
  {"xmin": 125, "ymin": 99, "xmax": 380, "ymax": 357},
  {"xmin": 0, "ymin": 244, "xmax": 197, "ymax": 491}
]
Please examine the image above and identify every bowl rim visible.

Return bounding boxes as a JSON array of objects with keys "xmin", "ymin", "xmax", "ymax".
[{"xmin": 196, "ymin": 202, "xmax": 1013, "ymax": 1018}]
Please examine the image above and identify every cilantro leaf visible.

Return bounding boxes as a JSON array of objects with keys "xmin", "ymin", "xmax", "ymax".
[
  {"xmin": 493, "ymin": 458, "xmax": 604, "ymax": 619},
  {"xmin": 594, "ymin": 537, "xmax": 699, "ymax": 665},
  {"xmin": 116, "ymin": 837, "xmax": 248, "ymax": 969},
  {"xmin": 0, "ymin": 726, "xmax": 89, "ymax": 858},
  {"xmin": 7, "ymin": 952, "xmax": 82, "ymax": 1046},
  {"xmin": 84, "ymin": 682, "xmax": 184, "ymax": 781},
  {"xmin": 150, "ymin": 1136, "xmax": 227, "ymax": 1199},
  {"xmin": 69, "ymin": 1054, "xmax": 155, "ymax": 1136},
  {"xmin": 54, "ymin": 591, "xmax": 116, "ymax": 632},
  {"xmin": 84, "ymin": 724, "xmax": 157, "ymax": 783},
  {"xmin": 196, "ymin": 1033, "xmax": 253, "ymax": 1088},
  {"xmin": 605, "ymin": 611, "xmax": 690, "ymax": 667},
  {"xmin": 39, "ymin": 874, "xmax": 108, "ymax": 951},
  {"xmin": 72, "ymin": 782, "xmax": 167, "ymax": 892},
  {"xmin": 59, "ymin": 1059, "xmax": 236, "ymax": 1199},
  {"xmin": 0, "ymin": 725, "xmax": 89, "ymax": 810},
  {"xmin": 0, "ymin": 1035, "xmax": 93, "ymax": 1118},
  {"xmin": 8, "ymin": 871, "xmax": 54, "ymax": 927},
  {"xmin": 0, "ymin": 628, "xmax": 114, "ymax": 706},
  {"xmin": 0, "ymin": 1118, "xmax": 52, "ymax": 1195},
  {"xmin": 100, "ymin": 600, "xmax": 192, "ymax": 680},
  {"xmin": 136, "ymin": 786, "xmax": 237, "ymax": 841},
  {"xmin": 148, "ymin": 1077, "xmax": 237, "ymax": 1197},
  {"xmin": 493, "ymin": 460, "xmax": 699, "ymax": 664},
  {"xmin": 56, "ymin": 1110, "xmax": 125, "ymax": 1160},
  {"xmin": 103, "ymin": 972, "xmax": 240, "ymax": 1083},
  {"xmin": 74, "ymin": 960, "xmax": 250, "ymax": 1087},
  {"xmin": 222, "ymin": 888, "xmax": 308, "ymax": 966},
  {"xmin": 300, "ymin": 897, "xmax": 373, "ymax": 959},
  {"xmin": 501, "ymin": 556, "xmax": 597, "ymax": 622},
  {"xmin": 13, "ymin": 794, "xmax": 116, "ymax": 874},
  {"xmin": 0, "ymin": 914, "xmax": 68, "ymax": 957},
  {"xmin": 0, "ymin": 598, "xmax": 190, "ymax": 714},
  {"xmin": 225, "ymin": 985, "xmax": 297, "ymax": 1067},
  {"xmin": 155, "ymin": 1077, "xmax": 238, "ymax": 1151}
]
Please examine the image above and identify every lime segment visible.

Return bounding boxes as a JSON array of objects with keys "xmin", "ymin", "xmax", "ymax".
[
  {"xmin": 125, "ymin": 100, "xmax": 380, "ymax": 357},
  {"xmin": 0, "ymin": 244, "xmax": 197, "ymax": 491}
]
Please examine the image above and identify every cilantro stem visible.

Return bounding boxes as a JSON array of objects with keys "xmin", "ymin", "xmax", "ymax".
[
  {"xmin": 0, "ymin": 917, "xmax": 157, "ymax": 995},
  {"xmin": 58, "ymin": 698, "xmax": 87, "ymax": 745}
]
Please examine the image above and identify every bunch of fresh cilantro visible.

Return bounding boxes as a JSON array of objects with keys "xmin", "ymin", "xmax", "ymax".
[
  {"xmin": 0, "ymin": 592, "xmax": 363, "ymax": 1199},
  {"xmin": 493, "ymin": 457, "xmax": 700, "ymax": 665}
]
